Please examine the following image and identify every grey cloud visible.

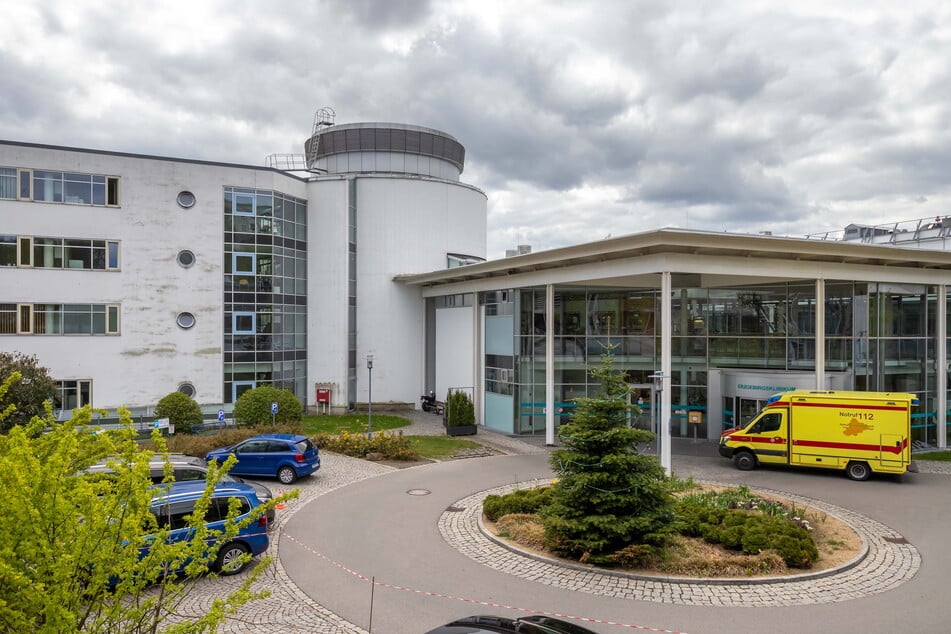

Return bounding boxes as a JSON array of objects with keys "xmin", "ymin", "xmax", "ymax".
[{"xmin": 324, "ymin": 0, "xmax": 432, "ymax": 29}]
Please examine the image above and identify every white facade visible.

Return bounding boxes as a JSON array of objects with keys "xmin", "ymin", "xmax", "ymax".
[{"xmin": 1, "ymin": 121, "xmax": 487, "ymax": 415}]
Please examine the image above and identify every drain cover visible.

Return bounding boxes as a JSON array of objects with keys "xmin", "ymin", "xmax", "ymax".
[
  {"xmin": 407, "ymin": 489, "xmax": 431, "ymax": 496},
  {"xmin": 446, "ymin": 506, "xmax": 465, "ymax": 512},
  {"xmin": 884, "ymin": 536, "xmax": 909, "ymax": 544}
]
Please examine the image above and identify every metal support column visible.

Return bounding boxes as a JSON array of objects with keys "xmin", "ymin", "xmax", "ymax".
[
  {"xmin": 660, "ymin": 271, "xmax": 672, "ymax": 475},
  {"xmin": 938, "ymin": 285, "xmax": 947, "ymax": 449},
  {"xmin": 815, "ymin": 278, "xmax": 825, "ymax": 390},
  {"xmin": 546, "ymin": 283, "xmax": 556, "ymax": 446}
]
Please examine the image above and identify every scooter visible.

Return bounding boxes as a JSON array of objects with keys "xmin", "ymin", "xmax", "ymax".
[{"xmin": 420, "ymin": 391, "xmax": 442, "ymax": 414}]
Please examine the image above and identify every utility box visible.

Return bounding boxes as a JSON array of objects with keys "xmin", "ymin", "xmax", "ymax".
[{"xmin": 314, "ymin": 383, "xmax": 334, "ymax": 414}]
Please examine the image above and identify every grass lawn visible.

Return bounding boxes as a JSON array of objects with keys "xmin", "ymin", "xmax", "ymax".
[
  {"xmin": 301, "ymin": 414, "xmax": 410, "ymax": 435},
  {"xmin": 917, "ymin": 450, "xmax": 951, "ymax": 461},
  {"xmin": 410, "ymin": 435, "xmax": 482, "ymax": 459}
]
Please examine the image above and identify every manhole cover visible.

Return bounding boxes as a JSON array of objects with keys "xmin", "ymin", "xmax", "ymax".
[
  {"xmin": 407, "ymin": 489, "xmax": 431, "ymax": 496},
  {"xmin": 884, "ymin": 536, "xmax": 909, "ymax": 544},
  {"xmin": 446, "ymin": 506, "xmax": 465, "ymax": 512}
]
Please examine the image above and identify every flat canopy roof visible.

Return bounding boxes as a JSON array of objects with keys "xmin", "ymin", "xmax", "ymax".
[{"xmin": 396, "ymin": 227, "xmax": 951, "ymax": 290}]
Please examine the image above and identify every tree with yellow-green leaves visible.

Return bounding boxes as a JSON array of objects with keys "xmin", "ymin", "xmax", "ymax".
[{"xmin": 0, "ymin": 372, "xmax": 294, "ymax": 633}]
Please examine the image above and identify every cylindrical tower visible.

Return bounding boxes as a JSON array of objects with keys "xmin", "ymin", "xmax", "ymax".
[{"xmin": 304, "ymin": 122, "xmax": 466, "ymax": 180}]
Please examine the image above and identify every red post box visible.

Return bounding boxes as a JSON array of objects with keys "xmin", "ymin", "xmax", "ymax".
[{"xmin": 316, "ymin": 388, "xmax": 331, "ymax": 404}]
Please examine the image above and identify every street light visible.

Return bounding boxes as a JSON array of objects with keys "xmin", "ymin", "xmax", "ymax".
[
  {"xmin": 648, "ymin": 371, "xmax": 665, "ymax": 456},
  {"xmin": 366, "ymin": 354, "xmax": 374, "ymax": 438}
]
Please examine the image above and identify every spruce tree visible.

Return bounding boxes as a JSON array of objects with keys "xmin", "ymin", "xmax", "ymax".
[{"xmin": 542, "ymin": 353, "xmax": 676, "ymax": 564}]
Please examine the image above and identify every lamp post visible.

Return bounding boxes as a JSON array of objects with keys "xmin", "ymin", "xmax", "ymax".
[
  {"xmin": 648, "ymin": 371, "xmax": 665, "ymax": 458},
  {"xmin": 366, "ymin": 354, "xmax": 374, "ymax": 438}
]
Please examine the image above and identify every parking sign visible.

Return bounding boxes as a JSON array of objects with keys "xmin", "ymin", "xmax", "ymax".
[
  {"xmin": 217, "ymin": 409, "xmax": 225, "ymax": 422},
  {"xmin": 271, "ymin": 402, "xmax": 278, "ymax": 414}
]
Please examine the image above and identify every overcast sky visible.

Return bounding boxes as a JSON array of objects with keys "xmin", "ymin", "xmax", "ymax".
[{"xmin": 3, "ymin": 1, "xmax": 951, "ymax": 259}]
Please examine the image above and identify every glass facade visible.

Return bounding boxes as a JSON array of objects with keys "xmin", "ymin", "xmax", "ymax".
[
  {"xmin": 223, "ymin": 187, "xmax": 307, "ymax": 404},
  {"xmin": 485, "ymin": 281, "xmax": 947, "ymax": 445}
]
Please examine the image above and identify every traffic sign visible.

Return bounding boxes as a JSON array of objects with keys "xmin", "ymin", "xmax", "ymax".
[
  {"xmin": 271, "ymin": 402, "xmax": 278, "ymax": 414},
  {"xmin": 217, "ymin": 409, "xmax": 225, "ymax": 422}
]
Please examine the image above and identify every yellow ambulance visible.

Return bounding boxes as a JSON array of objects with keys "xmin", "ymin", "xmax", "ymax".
[{"xmin": 718, "ymin": 390, "xmax": 918, "ymax": 480}]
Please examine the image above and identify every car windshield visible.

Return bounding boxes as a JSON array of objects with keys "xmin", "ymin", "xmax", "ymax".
[{"xmin": 295, "ymin": 439, "xmax": 315, "ymax": 453}]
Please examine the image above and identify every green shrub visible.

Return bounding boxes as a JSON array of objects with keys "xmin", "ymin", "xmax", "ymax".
[
  {"xmin": 483, "ymin": 486, "xmax": 555, "ymax": 521},
  {"xmin": 676, "ymin": 501, "xmax": 819, "ymax": 568},
  {"xmin": 311, "ymin": 430, "xmax": 419, "ymax": 460},
  {"xmin": 233, "ymin": 386, "xmax": 303, "ymax": 426},
  {"xmin": 163, "ymin": 423, "xmax": 304, "ymax": 457},
  {"xmin": 154, "ymin": 391, "xmax": 203, "ymax": 434},
  {"xmin": 444, "ymin": 390, "xmax": 475, "ymax": 426}
]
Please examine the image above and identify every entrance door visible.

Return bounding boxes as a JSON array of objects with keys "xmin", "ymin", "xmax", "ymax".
[
  {"xmin": 738, "ymin": 397, "xmax": 765, "ymax": 426},
  {"xmin": 629, "ymin": 384, "xmax": 652, "ymax": 430}
]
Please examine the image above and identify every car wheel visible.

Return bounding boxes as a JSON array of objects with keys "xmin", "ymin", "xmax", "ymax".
[
  {"xmin": 846, "ymin": 461, "xmax": 871, "ymax": 481},
  {"xmin": 733, "ymin": 451, "xmax": 757, "ymax": 471},
  {"xmin": 215, "ymin": 541, "xmax": 251, "ymax": 575},
  {"xmin": 277, "ymin": 465, "xmax": 297, "ymax": 484}
]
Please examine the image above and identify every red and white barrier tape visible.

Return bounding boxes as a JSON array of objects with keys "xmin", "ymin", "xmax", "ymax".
[{"xmin": 283, "ymin": 532, "xmax": 689, "ymax": 634}]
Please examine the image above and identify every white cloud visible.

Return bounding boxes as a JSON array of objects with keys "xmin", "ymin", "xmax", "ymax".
[{"xmin": 3, "ymin": 1, "xmax": 951, "ymax": 259}]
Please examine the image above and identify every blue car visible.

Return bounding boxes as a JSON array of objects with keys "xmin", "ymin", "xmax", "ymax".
[
  {"xmin": 148, "ymin": 480, "xmax": 270, "ymax": 576},
  {"xmin": 205, "ymin": 433, "xmax": 320, "ymax": 485}
]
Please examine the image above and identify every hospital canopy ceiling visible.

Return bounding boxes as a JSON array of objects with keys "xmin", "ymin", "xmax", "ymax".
[{"xmin": 397, "ymin": 228, "xmax": 951, "ymax": 294}]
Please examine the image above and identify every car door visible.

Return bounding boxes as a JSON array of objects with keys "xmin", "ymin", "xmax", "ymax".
[
  {"xmin": 234, "ymin": 440, "xmax": 269, "ymax": 476},
  {"xmin": 263, "ymin": 440, "xmax": 291, "ymax": 475},
  {"xmin": 742, "ymin": 409, "xmax": 789, "ymax": 465}
]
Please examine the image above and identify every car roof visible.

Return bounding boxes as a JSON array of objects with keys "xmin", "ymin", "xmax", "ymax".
[
  {"xmin": 151, "ymin": 480, "xmax": 258, "ymax": 502},
  {"xmin": 248, "ymin": 433, "xmax": 307, "ymax": 442}
]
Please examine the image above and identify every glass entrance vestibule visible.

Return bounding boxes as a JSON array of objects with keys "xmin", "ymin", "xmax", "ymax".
[{"xmin": 479, "ymin": 281, "xmax": 951, "ymax": 447}]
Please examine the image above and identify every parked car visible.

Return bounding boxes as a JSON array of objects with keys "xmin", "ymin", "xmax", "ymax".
[
  {"xmin": 425, "ymin": 615, "xmax": 599, "ymax": 633},
  {"xmin": 205, "ymin": 433, "xmax": 320, "ymax": 484},
  {"xmin": 147, "ymin": 480, "xmax": 270, "ymax": 576},
  {"xmin": 86, "ymin": 454, "xmax": 276, "ymax": 526}
]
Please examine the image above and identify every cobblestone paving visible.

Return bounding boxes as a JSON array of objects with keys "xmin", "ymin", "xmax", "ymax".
[
  {"xmin": 170, "ymin": 453, "xmax": 393, "ymax": 633},
  {"xmin": 172, "ymin": 413, "xmax": 941, "ymax": 630},
  {"xmin": 439, "ymin": 481, "xmax": 921, "ymax": 607}
]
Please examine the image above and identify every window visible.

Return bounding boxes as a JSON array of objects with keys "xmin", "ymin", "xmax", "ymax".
[
  {"xmin": 0, "ymin": 304, "xmax": 14, "ymax": 334},
  {"xmin": 0, "ymin": 167, "xmax": 14, "ymax": 199},
  {"xmin": 177, "ymin": 250, "xmax": 195, "ymax": 267},
  {"xmin": 233, "ymin": 192, "xmax": 255, "ymax": 215},
  {"xmin": 233, "ymin": 312, "xmax": 255, "ymax": 334},
  {"xmin": 18, "ymin": 236, "xmax": 31, "ymax": 266},
  {"xmin": 18, "ymin": 304, "xmax": 32, "ymax": 334},
  {"xmin": 7, "ymin": 304, "xmax": 119, "ymax": 335},
  {"xmin": 7, "ymin": 168, "xmax": 118, "ymax": 206},
  {"xmin": 54, "ymin": 379, "xmax": 92, "ymax": 410},
  {"xmin": 9, "ymin": 236, "xmax": 119, "ymax": 270},
  {"xmin": 176, "ymin": 312, "xmax": 196, "ymax": 329},
  {"xmin": 0, "ymin": 235, "xmax": 15, "ymax": 266},
  {"xmin": 177, "ymin": 382, "xmax": 196, "ymax": 397},
  {"xmin": 107, "ymin": 241, "xmax": 119, "ymax": 269},
  {"xmin": 18, "ymin": 169, "xmax": 32, "ymax": 200},
  {"xmin": 177, "ymin": 191, "xmax": 196, "ymax": 208}
]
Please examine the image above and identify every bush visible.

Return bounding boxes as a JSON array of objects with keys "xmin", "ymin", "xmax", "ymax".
[
  {"xmin": 164, "ymin": 423, "xmax": 304, "ymax": 457},
  {"xmin": 154, "ymin": 391, "xmax": 202, "ymax": 434},
  {"xmin": 677, "ymin": 501, "xmax": 819, "ymax": 568},
  {"xmin": 444, "ymin": 390, "xmax": 475, "ymax": 426},
  {"xmin": 233, "ymin": 386, "xmax": 303, "ymax": 426},
  {"xmin": 483, "ymin": 486, "xmax": 555, "ymax": 521},
  {"xmin": 311, "ymin": 430, "xmax": 419, "ymax": 460}
]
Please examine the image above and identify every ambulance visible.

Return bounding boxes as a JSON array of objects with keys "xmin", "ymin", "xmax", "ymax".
[{"xmin": 718, "ymin": 390, "xmax": 918, "ymax": 480}]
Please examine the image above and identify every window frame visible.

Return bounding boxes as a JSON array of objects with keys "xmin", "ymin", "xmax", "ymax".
[
  {"xmin": 17, "ymin": 236, "xmax": 32, "ymax": 267},
  {"xmin": 106, "ymin": 304, "xmax": 120, "ymax": 335},
  {"xmin": 107, "ymin": 241, "xmax": 120, "ymax": 269},
  {"xmin": 17, "ymin": 169, "xmax": 32, "ymax": 201},
  {"xmin": 17, "ymin": 304, "xmax": 32, "ymax": 334},
  {"xmin": 232, "ymin": 192, "xmax": 256, "ymax": 216},
  {"xmin": 233, "ymin": 312, "xmax": 255, "ymax": 334}
]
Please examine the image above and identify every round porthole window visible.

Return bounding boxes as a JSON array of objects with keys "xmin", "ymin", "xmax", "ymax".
[
  {"xmin": 176, "ymin": 312, "xmax": 196, "ymax": 329},
  {"xmin": 177, "ymin": 191, "xmax": 196, "ymax": 208},
  {"xmin": 177, "ymin": 382, "xmax": 196, "ymax": 397},
  {"xmin": 177, "ymin": 250, "xmax": 195, "ymax": 267}
]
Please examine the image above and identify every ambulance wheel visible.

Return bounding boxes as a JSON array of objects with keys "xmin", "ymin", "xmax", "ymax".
[
  {"xmin": 733, "ymin": 451, "xmax": 757, "ymax": 471},
  {"xmin": 846, "ymin": 461, "xmax": 871, "ymax": 481}
]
